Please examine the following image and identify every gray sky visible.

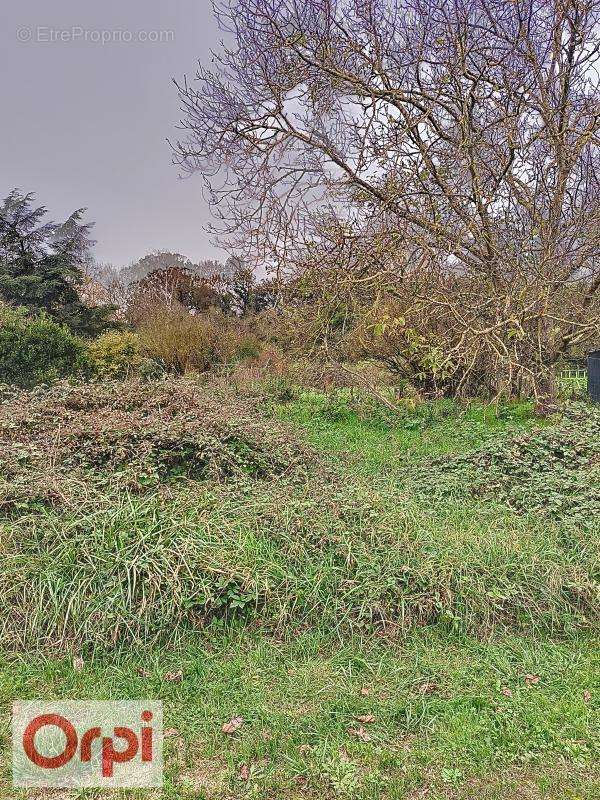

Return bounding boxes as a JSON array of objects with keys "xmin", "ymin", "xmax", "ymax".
[{"xmin": 0, "ymin": 0, "xmax": 224, "ymax": 267}]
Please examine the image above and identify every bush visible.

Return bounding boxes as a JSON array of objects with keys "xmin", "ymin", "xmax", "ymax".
[
  {"xmin": 88, "ymin": 330, "xmax": 144, "ymax": 378},
  {"xmin": 137, "ymin": 305, "xmax": 263, "ymax": 373},
  {"xmin": 235, "ymin": 333, "xmax": 262, "ymax": 360},
  {"xmin": 0, "ymin": 305, "xmax": 86, "ymax": 387},
  {"xmin": 137, "ymin": 306, "xmax": 214, "ymax": 372}
]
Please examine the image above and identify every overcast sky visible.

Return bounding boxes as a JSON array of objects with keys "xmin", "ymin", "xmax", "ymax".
[{"xmin": 0, "ymin": 0, "xmax": 224, "ymax": 267}]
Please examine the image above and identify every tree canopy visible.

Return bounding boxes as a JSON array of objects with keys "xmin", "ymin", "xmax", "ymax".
[
  {"xmin": 0, "ymin": 189, "xmax": 114, "ymax": 336},
  {"xmin": 174, "ymin": 0, "xmax": 600, "ymax": 401}
]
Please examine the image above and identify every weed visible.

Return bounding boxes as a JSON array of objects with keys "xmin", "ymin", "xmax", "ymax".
[
  {"xmin": 0, "ymin": 381, "xmax": 599, "ymax": 797},
  {"xmin": 412, "ymin": 403, "xmax": 600, "ymax": 522}
]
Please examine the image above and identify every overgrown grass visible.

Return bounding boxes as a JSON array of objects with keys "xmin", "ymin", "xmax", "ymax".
[
  {"xmin": 1, "ymin": 458, "xmax": 597, "ymax": 647},
  {"xmin": 0, "ymin": 380, "xmax": 598, "ymax": 798}
]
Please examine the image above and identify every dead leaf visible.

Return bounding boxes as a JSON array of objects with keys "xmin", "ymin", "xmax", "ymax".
[
  {"xmin": 163, "ymin": 728, "xmax": 180, "ymax": 738},
  {"xmin": 339, "ymin": 746, "xmax": 351, "ymax": 762},
  {"xmin": 298, "ymin": 744, "xmax": 311, "ymax": 755},
  {"xmin": 72, "ymin": 656, "xmax": 84, "ymax": 673},
  {"xmin": 501, "ymin": 687, "xmax": 513, "ymax": 698},
  {"xmin": 222, "ymin": 716, "xmax": 244, "ymax": 735},
  {"xmin": 418, "ymin": 681, "xmax": 439, "ymax": 695},
  {"xmin": 137, "ymin": 667, "xmax": 151, "ymax": 678},
  {"xmin": 348, "ymin": 725, "xmax": 372, "ymax": 742},
  {"xmin": 238, "ymin": 763, "xmax": 250, "ymax": 781},
  {"xmin": 360, "ymin": 687, "xmax": 370, "ymax": 697},
  {"xmin": 524, "ymin": 674, "xmax": 540, "ymax": 686},
  {"xmin": 164, "ymin": 670, "xmax": 183, "ymax": 683},
  {"xmin": 583, "ymin": 690, "xmax": 592, "ymax": 702},
  {"xmin": 355, "ymin": 714, "xmax": 375, "ymax": 724}
]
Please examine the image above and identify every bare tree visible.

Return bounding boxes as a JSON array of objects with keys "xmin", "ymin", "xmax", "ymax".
[
  {"xmin": 174, "ymin": 0, "xmax": 600, "ymax": 401},
  {"xmin": 84, "ymin": 261, "xmax": 131, "ymax": 316}
]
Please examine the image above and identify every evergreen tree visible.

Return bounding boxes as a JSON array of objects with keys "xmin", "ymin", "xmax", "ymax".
[{"xmin": 0, "ymin": 189, "xmax": 114, "ymax": 336}]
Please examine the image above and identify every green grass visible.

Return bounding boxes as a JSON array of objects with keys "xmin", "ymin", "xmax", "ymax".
[
  {"xmin": 0, "ymin": 382, "xmax": 598, "ymax": 798},
  {"xmin": 274, "ymin": 391, "xmax": 539, "ymax": 475},
  {"xmin": 1, "ymin": 628, "xmax": 598, "ymax": 798}
]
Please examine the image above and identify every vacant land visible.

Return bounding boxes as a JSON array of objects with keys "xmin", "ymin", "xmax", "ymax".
[{"xmin": 0, "ymin": 378, "xmax": 598, "ymax": 799}]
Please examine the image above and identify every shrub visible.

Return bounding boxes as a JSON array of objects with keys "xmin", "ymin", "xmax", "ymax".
[
  {"xmin": 234, "ymin": 333, "xmax": 262, "ymax": 360},
  {"xmin": 137, "ymin": 304, "xmax": 263, "ymax": 373},
  {"xmin": 88, "ymin": 330, "xmax": 144, "ymax": 378},
  {"xmin": 137, "ymin": 305, "xmax": 215, "ymax": 372},
  {"xmin": 0, "ymin": 305, "xmax": 86, "ymax": 387}
]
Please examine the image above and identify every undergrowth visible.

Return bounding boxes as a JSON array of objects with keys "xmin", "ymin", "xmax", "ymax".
[
  {"xmin": 0, "ymin": 379, "xmax": 599, "ymax": 798},
  {"xmin": 0, "ymin": 378, "xmax": 316, "ymax": 513},
  {"xmin": 2, "ymin": 479, "xmax": 597, "ymax": 649},
  {"xmin": 0, "ymin": 379, "xmax": 598, "ymax": 650},
  {"xmin": 411, "ymin": 403, "xmax": 600, "ymax": 522}
]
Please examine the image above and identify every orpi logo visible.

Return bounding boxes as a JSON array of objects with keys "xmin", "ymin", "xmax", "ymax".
[{"xmin": 12, "ymin": 701, "xmax": 163, "ymax": 788}]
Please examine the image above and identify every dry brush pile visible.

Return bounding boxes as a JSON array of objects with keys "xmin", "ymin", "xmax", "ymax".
[{"xmin": 0, "ymin": 377, "xmax": 315, "ymax": 511}]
